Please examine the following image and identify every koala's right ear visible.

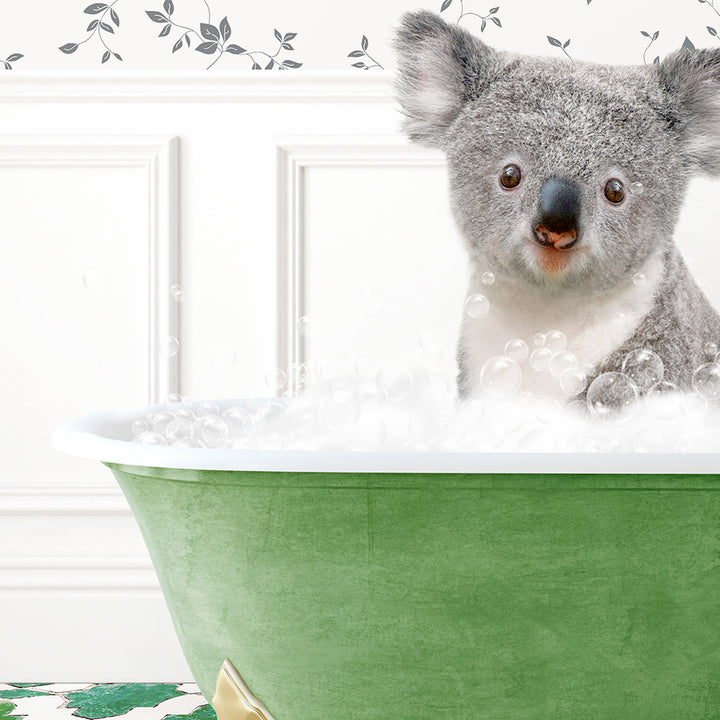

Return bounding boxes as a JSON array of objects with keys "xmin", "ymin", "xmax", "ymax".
[
  {"xmin": 394, "ymin": 10, "xmax": 501, "ymax": 146},
  {"xmin": 657, "ymin": 47, "xmax": 720, "ymax": 176}
]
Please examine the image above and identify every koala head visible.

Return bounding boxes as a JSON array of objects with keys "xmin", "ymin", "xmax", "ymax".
[{"xmin": 395, "ymin": 11, "xmax": 720, "ymax": 298}]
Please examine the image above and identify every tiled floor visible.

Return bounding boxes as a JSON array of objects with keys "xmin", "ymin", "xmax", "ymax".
[{"xmin": 0, "ymin": 683, "xmax": 215, "ymax": 719}]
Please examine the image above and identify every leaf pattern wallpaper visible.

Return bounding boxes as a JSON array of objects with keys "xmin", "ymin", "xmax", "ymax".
[{"xmin": 0, "ymin": 0, "xmax": 716, "ymax": 71}]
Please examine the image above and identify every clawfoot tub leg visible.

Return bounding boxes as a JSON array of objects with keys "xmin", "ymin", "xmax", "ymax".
[{"xmin": 212, "ymin": 659, "xmax": 276, "ymax": 720}]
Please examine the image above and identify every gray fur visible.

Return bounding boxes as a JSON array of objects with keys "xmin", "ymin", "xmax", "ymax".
[{"xmin": 394, "ymin": 10, "xmax": 720, "ymax": 398}]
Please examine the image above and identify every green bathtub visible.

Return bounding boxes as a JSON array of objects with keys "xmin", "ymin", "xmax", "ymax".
[{"xmin": 54, "ymin": 401, "xmax": 720, "ymax": 719}]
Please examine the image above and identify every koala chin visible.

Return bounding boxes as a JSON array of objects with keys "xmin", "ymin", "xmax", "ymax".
[{"xmin": 395, "ymin": 10, "xmax": 720, "ymax": 402}]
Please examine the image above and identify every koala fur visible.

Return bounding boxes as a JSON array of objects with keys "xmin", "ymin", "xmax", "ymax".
[{"xmin": 394, "ymin": 10, "xmax": 720, "ymax": 401}]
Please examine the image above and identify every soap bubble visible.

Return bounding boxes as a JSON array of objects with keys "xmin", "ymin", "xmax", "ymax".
[
  {"xmin": 170, "ymin": 284, "xmax": 184, "ymax": 301},
  {"xmin": 465, "ymin": 294, "xmax": 490, "ymax": 319},
  {"xmin": 131, "ymin": 419, "xmax": 149, "ymax": 435},
  {"xmin": 545, "ymin": 330, "xmax": 567, "ymax": 354},
  {"xmin": 346, "ymin": 413, "xmax": 386, "ymax": 451},
  {"xmin": 550, "ymin": 350, "xmax": 578, "ymax": 380},
  {"xmin": 222, "ymin": 406, "xmax": 256, "ymax": 437},
  {"xmin": 296, "ymin": 315, "xmax": 313, "ymax": 337},
  {"xmin": 377, "ymin": 366, "xmax": 413, "ymax": 400},
  {"xmin": 290, "ymin": 408, "xmax": 317, "ymax": 436},
  {"xmin": 630, "ymin": 181, "xmax": 644, "ymax": 195},
  {"xmin": 621, "ymin": 349, "xmax": 664, "ymax": 390},
  {"xmin": 692, "ymin": 362, "xmax": 720, "ymax": 399},
  {"xmin": 481, "ymin": 271, "xmax": 496, "ymax": 286},
  {"xmin": 632, "ymin": 273, "xmax": 646, "ymax": 286},
  {"xmin": 356, "ymin": 381, "xmax": 387, "ymax": 408},
  {"xmin": 479, "ymin": 356, "xmax": 522, "ymax": 399},
  {"xmin": 586, "ymin": 372, "xmax": 638, "ymax": 420},
  {"xmin": 152, "ymin": 411, "xmax": 175, "ymax": 435},
  {"xmin": 265, "ymin": 368, "xmax": 288, "ymax": 393},
  {"xmin": 534, "ymin": 397, "xmax": 562, "ymax": 425},
  {"xmin": 534, "ymin": 333, "xmax": 546, "ymax": 347},
  {"xmin": 705, "ymin": 342, "xmax": 718, "ymax": 360},
  {"xmin": 196, "ymin": 401, "xmax": 219, "ymax": 418},
  {"xmin": 504, "ymin": 338, "xmax": 529, "ymax": 363},
  {"xmin": 166, "ymin": 393, "xmax": 184, "ymax": 404},
  {"xmin": 166, "ymin": 417, "xmax": 193, "ymax": 443},
  {"xmin": 530, "ymin": 347, "xmax": 553, "ymax": 372},
  {"xmin": 160, "ymin": 335, "xmax": 180, "ymax": 357},
  {"xmin": 296, "ymin": 361, "xmax": 323, "ymax": 390},
  {"xmin": 560, "ymin": 367, "xmax": 587, "ymax": 396},
  {"xmin": 198, "ymin": 416, "xmax": 229, "ymax": 447}
]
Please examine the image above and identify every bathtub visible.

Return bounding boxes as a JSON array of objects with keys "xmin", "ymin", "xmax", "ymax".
[{"xmin": 53, "ymin": 398, "xmax": 720, "ymax": 719}]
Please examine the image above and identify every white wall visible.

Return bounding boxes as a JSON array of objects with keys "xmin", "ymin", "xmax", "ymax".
[{"xmin": 2, "ymin": 0, "xmax": 720, "ymax": 682}]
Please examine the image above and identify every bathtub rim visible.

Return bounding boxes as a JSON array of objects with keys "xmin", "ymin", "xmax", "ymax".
[{"xmin": 52, "ymin": 397, "xmax": 720, "ymax": 474}]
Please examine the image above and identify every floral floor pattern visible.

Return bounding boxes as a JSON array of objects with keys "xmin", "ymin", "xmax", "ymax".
[{"xmin": 0, "ymin": 683, "xmax": 216, "ymax": 719}]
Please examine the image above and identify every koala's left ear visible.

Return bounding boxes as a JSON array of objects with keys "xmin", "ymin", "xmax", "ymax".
[
  {"xmin": 394, "ymin": 10, "xmax": 502, "ymax": 146},
  {"xmin": 657, "ymin": 48, "xmax": 720, "ymax": 176}
]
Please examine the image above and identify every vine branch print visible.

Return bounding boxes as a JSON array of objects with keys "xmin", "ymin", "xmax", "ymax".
[
  {"xmin": 348, "ymin": 35, "xmax": 384, "ymax": 70},
  {"xmin": 59, "ymin": 1, "xmax": 123, "ymax": 64}
]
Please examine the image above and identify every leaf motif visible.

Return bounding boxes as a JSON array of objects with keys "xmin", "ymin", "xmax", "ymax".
[
  {"xmin": 252, "ymin": 62, "xmax": 261, "ymax": 69},
  {"xmin": 440, "ymin": 0, "xmax": 453, "ymax": 11},
  {"xmin": 547, "ymin": 36, "xmax": 562, "ymax": 47},
  {"xmin": 489, "ymin": 6, "xmax": 499, "ymax": 13},
  {"xmin": 652, "ymin": 30, "xmax": 659, "ymax": 40},
  {"xmin": 563, "ymin": 38, "xmax": 571, "ymax": 48},
  {"xmin": 282, "ymin": 42, "xmax": 293, "ymax": 50},
  {"xmin": 284, "ymin": 32, "xmax": 297, "ymax": 41},
  {"xmin": 265, "ymin": 58, "xmax": 274, "ymax": 69},
  {"xmin": 491, "ymin": 17, "xmax": 501, "ymax": 27},
  {"xmin": 352, "ymin": 61, "xmax": 365, "ymax": 67},
  {"xmin": 6, "ymin": 53, "xmax": 23, "ymax": 62},
  {"xmin": 361, "ymin": 35, "xmax": 369, "ymax": 51},
  {"xmin": 220, "ymin": 17, "xmax": 231, "ymax": 41},
  {"xmin": 102, "ymin": 50, "xmax": 110, "ymax": 63},
  {"xmin": 282, "ymin": 59, "xmax": 302, "ymax": 68},
  {"xmin": 709, "ymin": 25, "xmax": 718, "ymax": 37},
  {"xmin": 87, "ymin": 19, "xmax": 99, "ymax": 30},
  {"xmin": 274, "ymin": 28, "xmax": 282, "ymax": 41},
  {"xmin": 185, "ymin": 34, "xmax": 190, "ymax": 46},
  {"xmin": 159, "ymin": 24, "xmax": 171, "ymax": 37},
  {"xmin": 100, "ymin": 21, "xmax": 114, "ymax": 33},
  {"xmin": 84, "ymin": 3, "xmax": 108, "ymax": 14},
  {"xmin": 114, "ymin": 52, "xmax": 122, "ymax": 60},
  {"xmin": 683, "ymin": 36, "xmax": 696, "ymax": 51},
  {"xmin": 196, "ymin": 41, "xmax": 218, "ymax": 54},
  {"xmin": 110, "ymin": 8, "xmax": 119, "ymax": 26},
  {"xmin": 225, "ymin": 44, "xmax": 245, "ymax": 54},
  {"xmin": 172, "ymin": 37, "xmax": 183, "ymax": 52},
  {"xmin": 653, "ymin": 55, "xmax": 660, "ymax": 64},
  {"xmin": 348, "ymin": 49, "xmax": 364, "ymax": 57},
  {"xmin": 201, "ymin": 23, "xmax": 220, "ymax": 41},
  {"xmin": 2, "ymin": 61, "xmax": 10, "ymax": 69},
  {"xmin": 146, "ymin": 11, "xmax": 168, "ymax": 23},
  {"xmin": 164, "ymin": 0, "xmax": 174, "ymax": 15},
  {"xmin": 640, "ymin": 30, "xmax": 650, "ymax": 37},
  {"xmin": 481, "ymin": 18, "xmax": 486, "ymax": 31},
  {"xmin": 59, "ymin": 42, "xmax": 79, "ymax": 54}
]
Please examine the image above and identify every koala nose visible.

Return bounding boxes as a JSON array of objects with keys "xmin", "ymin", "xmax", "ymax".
[{"xmin": 533, "ymin": 177, "xmax": 581, "ymax": 250}]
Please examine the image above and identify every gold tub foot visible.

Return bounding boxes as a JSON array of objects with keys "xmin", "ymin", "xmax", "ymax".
[{"xmin": 212, "ymin": 659, "xmax": 276, "ymax": 720}]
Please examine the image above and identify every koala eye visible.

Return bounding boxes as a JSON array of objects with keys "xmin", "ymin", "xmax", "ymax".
[
  {"xmin": 500, "ymin": 164, "xmax": 522, "ymax": 189},
  {"xmin": 604, "ymin": 178, "xmax": 625, "ymax": 205}
]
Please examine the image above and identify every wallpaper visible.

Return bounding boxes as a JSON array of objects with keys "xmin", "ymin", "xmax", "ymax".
[{"xmin": 0, "ymin": 0, "xmax": 717, "ymax": 72}]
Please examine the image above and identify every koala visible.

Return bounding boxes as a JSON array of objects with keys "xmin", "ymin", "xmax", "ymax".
[{"xmin": 394, "ymin": 10, "xmax": 720, "ymax": 402}]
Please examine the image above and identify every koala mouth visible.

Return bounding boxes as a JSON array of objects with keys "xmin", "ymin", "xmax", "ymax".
[{"xmin": 529, "ymin": 226, "xmax": 582, "ymax": 275}]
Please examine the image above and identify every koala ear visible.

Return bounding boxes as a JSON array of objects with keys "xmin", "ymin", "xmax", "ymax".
[
  {"xmin": 394, "ymin": 10, "xmax": 500, "ymax": 146},
  {"xmin": 658, "ymin": 48, "xmax": 720, "ymax": 176}
]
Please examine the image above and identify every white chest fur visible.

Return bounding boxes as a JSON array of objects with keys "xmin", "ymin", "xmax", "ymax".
[{"xmin": 458, "ymin": 255, "xmax": 663, "ymax": 401}]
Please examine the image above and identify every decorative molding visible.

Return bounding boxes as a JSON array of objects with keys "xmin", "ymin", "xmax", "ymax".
[
  {"xmin": 0, "ymin": 485, "xmax": 130, "ymax": 516},
  {"xmin": 0, "ymin": 136, "xmax": 179, "ymax": 404},
  {"xmin": 0, "ymin": 71, "xmax": 393, "ymax": 103},
  {"xmin": 0, "ymin": 555, "xmax": 159, "ymax": 591},
  {"xmin": 275, "ymin": 137, "xmax": 444, "ymax": 394}
]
